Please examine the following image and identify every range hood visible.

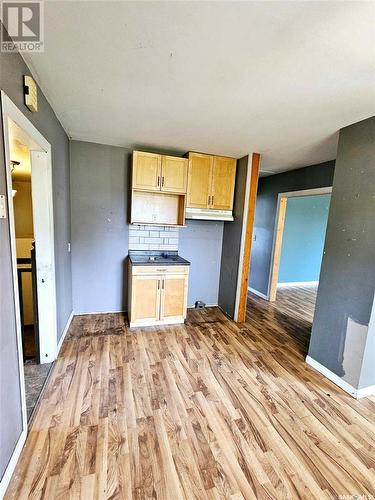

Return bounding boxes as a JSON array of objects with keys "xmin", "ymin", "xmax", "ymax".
[{"xmin": 185, "ymin": 207, "xmax": 234, "ymax": 222}]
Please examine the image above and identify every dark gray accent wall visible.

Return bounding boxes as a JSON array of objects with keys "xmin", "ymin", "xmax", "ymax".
[
  {"xmin": 0, "ymin": 46, "xmax": 72, "ymax": 479},
  {"xmin": 70, "ymin": 141, "xmax": 130, "ymax": 313},
  {"xmin": 218, "ymin": 156, "xmax": 249, "ymax": 317},
  {"xmin": 249, "ymin": 161, "xmax": 335, "ymax": 295},
  {"xmin": 309, "ymin": 116, "xmax": 375, "ymax": 389},
  {"xmin": 179, "ymin": 220, "xmax": 224, "ymax": 307}
]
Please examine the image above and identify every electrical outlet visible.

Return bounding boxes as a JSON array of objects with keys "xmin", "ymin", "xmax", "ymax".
[{"xmin": 67, "ymin": 242, "xmax": 71, "ymax": 252}]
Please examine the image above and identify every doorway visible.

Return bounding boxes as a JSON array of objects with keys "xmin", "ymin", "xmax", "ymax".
[
  {"xmin": 1, "ymin": 92, "xmax": 57, "ymax": 422},
  {"xmin": 268, "ymin": 187, "xmax": 332, "ymax": 325}
]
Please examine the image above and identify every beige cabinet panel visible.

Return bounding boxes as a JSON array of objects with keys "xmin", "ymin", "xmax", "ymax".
[
  {"xmin": 131, "ymin": 275, "xmax": 160, "ymax": 322},
  {"xmin": 128, "ymin": 263, "xmax": 189, "ymax": 327},
  {"xmin": 132, "ymin": 151, "xmax": 161, "ymax": 191},
  {"xmin": 161, "ymin": 156, "xmax": 188, "ymax": 194},
  {"xmin": 187, "ymin": 153, "xmax": 213, "ymax": 208},
  {"xmin": 160, "ymin": 275, "xmax": 188, "ymax": 321},
  {"xmin": 211, "ymin": 156, "xmax": 237, "ymax": 210}
]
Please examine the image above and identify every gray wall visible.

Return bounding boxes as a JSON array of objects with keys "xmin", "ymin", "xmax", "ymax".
[
  {"xmin": 218, "ymin": 156, "xmax": 248, "ymax": 317},
  {"xmin": 179, "ymin": 220, "xmax": 224, "ymax": 307},
  {"xmin": 249, "ymin": 161, "xmax": 335, "ymax": 295},
  {"xmin": 0, "ymin": 119, "xmax": 23, "ymax": 481},
  {"xmin": 70, "ymin": 141, "xmax": 130, "ymax": 313},
  {"xmin": 70, "ymin": 141, "xmax": 225, "ymax": 312},
  {"xmin": 309, "ymin": 116, "xmax": 375, "ymax": 389},
  {"xmin": 0, "ymin": 47, "xmax": 72, "ymax": 478}
]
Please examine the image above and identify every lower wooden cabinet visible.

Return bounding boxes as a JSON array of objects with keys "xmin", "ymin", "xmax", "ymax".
[{"xmin": 128, "ymin": 263, "xmax": 189, "ymax": 327}]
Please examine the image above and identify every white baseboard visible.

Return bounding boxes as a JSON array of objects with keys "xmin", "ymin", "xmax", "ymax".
[
  {"xmin": 248, "ymin": 287, "xmax": 269, "ymax": 300},
  {"xmin": 0, "ymin": 429, "xmax": 26, "ymax": 498},
  {"xmin": 187, "ymin": 303, "xmax": 218, "ymax": 309},
  {"xmin": 56, "ymin": 310, "xmax": 73, "ymax": 354},
  {"xmin": 305, "ymin": 355, "xmax": 375, "ymax": 399},
  {"xmin": 278, "ymin": 281, "xmax": 318, "ymax": 287},
  {"xmin": 74, "ymin": 309, "xmax": 127, "ymax": 316}
]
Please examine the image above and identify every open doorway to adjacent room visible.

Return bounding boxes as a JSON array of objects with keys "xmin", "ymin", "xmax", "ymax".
[
  {"xmin": 247, "ymin": 186, "xmax": 332, "ymax": 356},
  {"xmin": 268, "ymin": 187, "xmax": 332, "ymax": 328},
  {"xmin": 1, "ymin": 93, "xmax": 57, "ymax": 423}
]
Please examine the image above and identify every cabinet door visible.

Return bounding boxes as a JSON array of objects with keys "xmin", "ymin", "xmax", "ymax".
[
  {"xmin": 160, "ymin": 274, "xmax": 188, "ymax": 321},
  {"xmin": 186, "ymin": 153, "xmax": 213, "ymax": 208},
  {"xmin": 133, "ymin": 151, "xmax": 162, "ymax": 191},
  {"xmin": 131, "ymin": 275, "xmax": 161, "ymax": 322},
  {"xmin": 161, "ymin": 156, "xmax": 188, "ymax": 194},
  {"xmin": 211, "ymin": 156, "xmax": 236, "ymax": 210}
]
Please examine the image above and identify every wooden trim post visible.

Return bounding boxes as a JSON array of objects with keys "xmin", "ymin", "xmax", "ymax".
[
  {"xmin": 269, "ymin": 196, "xmax": 288, "ymax": 301},
  {"xmin": 237, "ymin": 153, "xmax": 260, "ymax": 322}
]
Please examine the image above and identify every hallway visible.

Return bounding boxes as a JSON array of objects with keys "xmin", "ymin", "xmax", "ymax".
[{"xmin": 5, "ymin": 305, "xmax": 375, "ymax": 499}]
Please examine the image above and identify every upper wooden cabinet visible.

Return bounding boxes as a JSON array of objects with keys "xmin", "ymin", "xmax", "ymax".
[
  {"xmin": 132, "ymin": 151, "xmax": 187, "ymax": 194},
  {"xmin": 186, "ymin": 153, "xmax": 213, "ymax": 209},
  {"xmin": 211, "ymin": 156, "xmax": 237, "ymax": 210},
  {"xmin": 161, "ymin": 156, "xmax": 188, "ymax": 194},
  {"xmin": 186, "ymin": 152, "xmax": 236, "ymax": 212},
  {"xmin": 132, "ymin": 151, "xmax": 161, "ymax": 191}
]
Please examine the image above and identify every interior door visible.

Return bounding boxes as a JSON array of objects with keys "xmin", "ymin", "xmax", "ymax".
[
  {"xmin": 31, "ymin": 151, "xmax": 57, "ymax": 362},
  {"xmin": 211, "ymin": 156, "xmax": 237, "ymax": 210},
  {"xmin": 132, "ymin": 151, "xmax": 162, "ymax": 191},
  {"xmin": 132, "ymin": 275, "xmax": 161, "ymax": 322},
  {"xmin": 186, "ymin": 153, "xmax": 213, "ymax": 208},
  {"xmin": 161, "ymin": 156, "xmax": 188, "ymax": 193},
  {"xmin": 160, "ymin": 274, "xmax": 188, "ymax": 320}
]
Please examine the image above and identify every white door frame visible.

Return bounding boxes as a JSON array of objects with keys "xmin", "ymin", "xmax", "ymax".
[
  {"xmin": 1, "ymin": 92, "xmax": 58, "ymax": 361},
  {"xmin": 0, "ymin": 91, "xmax": 57, "ymax": 497},
  {"xmin": 266, "ymin": 186, "xmax": 332, "ymax": 301}
]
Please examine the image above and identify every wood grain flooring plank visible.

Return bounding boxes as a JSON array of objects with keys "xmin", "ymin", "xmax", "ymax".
[{"xmin": 5, "ymin": 287, "xmax": 375, "ymax": 499}]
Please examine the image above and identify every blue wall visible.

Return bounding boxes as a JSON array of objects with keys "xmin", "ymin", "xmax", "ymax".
[{"xmin": 278, "ymin": 194, "xmax": 331, "ymax": 283}]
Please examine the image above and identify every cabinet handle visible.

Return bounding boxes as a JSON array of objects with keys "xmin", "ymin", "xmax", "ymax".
[
  {"xmin": 162, "ymin": 176, "xmax": 164, "ymax": 187},
  {"xmin": 212, "ymin": 195, "xmax": 214, "ymax": 206},
  {"xmin": 157, "ymin": 176, "xmax": 160, "ymax": 186},
  {"xmin": 162, "ymin": 279, "xmax": 165, "ymax": 289},
  {"xmin": 208, "ymin": 195, "xmax": 211, "ymax": 205},
  {"xmin": 157, "ymin": 268, "xmax": 167, "ymax": 272},
  {"xmin": 157, "ymin": 280, "xmax": 160, "ymax": 289}
]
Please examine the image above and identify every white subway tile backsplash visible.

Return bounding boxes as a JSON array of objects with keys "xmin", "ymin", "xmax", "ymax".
[
  {"xmin": 129, "ymin": 225, "xmax": 179, "ymax": 251},
  {"xmin": 144, "ymin": 237, "xmax": 163, "ymax": 244},
  {"xmin": 129, "ymin": 229, "xmax": 149, "ymax": 238},
  {"xmin": 129, "ymin": 243, "xmax": 146, "ymax": 250}
]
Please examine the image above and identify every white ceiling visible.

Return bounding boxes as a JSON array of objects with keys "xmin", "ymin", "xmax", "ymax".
[{"xmin": 24, "ymin": 1, "xmax": 375, "ymax": 173}]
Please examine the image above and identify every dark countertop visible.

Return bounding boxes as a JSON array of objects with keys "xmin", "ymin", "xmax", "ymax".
[{"xmin": 128, "ymin": 250, "xmax": 190, "ymax": 266}]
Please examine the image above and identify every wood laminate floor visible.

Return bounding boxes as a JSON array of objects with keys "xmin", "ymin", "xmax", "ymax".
[
  {"xmin": 6, "ymin": 304, "xmax": 375, "ymax": 499},
  {"xmin": 273, "ymin": 285, "xmax": 318, "ymax": 324},
  {"xmin": 246, "ymin": 285, "xmax": 318, "ymax": 356}
]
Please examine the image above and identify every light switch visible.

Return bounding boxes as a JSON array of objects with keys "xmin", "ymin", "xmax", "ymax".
[{"xmin": 0, "ymin": 195, "xmax": 7, "ymax": 219}]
